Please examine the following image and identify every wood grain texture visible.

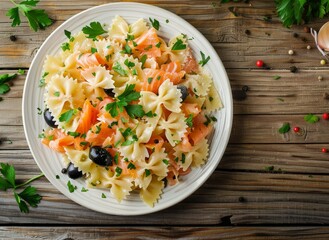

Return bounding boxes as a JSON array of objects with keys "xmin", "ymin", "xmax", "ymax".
[
  {"xmin": 1, "ymin": 0, "xmax": 329, "ymax": 237},
  {"xmin": 1, "ymin": 226, "xmax": 329, "ymax": 240},
  {"xmin": 0, "ymin": 0, "xmax": 327, "ymax": 69}
]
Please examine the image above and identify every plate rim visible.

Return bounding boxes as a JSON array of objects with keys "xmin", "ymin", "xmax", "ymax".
[{"xmin": 22, "ymin": 2, "xmax": 233, "ymax": 215}]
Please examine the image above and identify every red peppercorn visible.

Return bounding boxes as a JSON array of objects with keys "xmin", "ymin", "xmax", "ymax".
[
  {"xmin": 256, "ymin": 60, "xmax": 264, "ymax": 68},
  {"xmin": 323, "ymin": 112, "xmax": 329, "ymax": 120},
  {"xmin": 293, "ymin": 127, "xmax": 300, "ymax": 133},
  {"xmin": 322, "ymin": 148, "xmax": 328, "ymax": 153}
]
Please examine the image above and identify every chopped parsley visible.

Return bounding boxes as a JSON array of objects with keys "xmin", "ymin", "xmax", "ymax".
[
  {"xmin": 155, "ymin": 42, "xmax": 161, "ymax": 48},
  {"xmin": 68, "ymin": 131, "xmax": 80, "ymax": 138},
  {"xmin": 127, "ymin": 162, "xmax": 136, "ymax": 170},
  {"xmin": 147, "ymin": 77, "xmax": 153, "ymax": 84},
  {"xmin": 37, "ymin": 107, "xmax": 42, "ymax": 115},
  {"xmin": 122, "ymin": 43, "xmax": 132, "ymax": 54},
  {"xmin": 67, "ymin": 180, "xmax": 76, "ymax": 193},
  {"xmin": 149, "ymin": 17, "xmax": 160, "ymax": 30},
  {"xmin": 64, "ymin": 30, "xmax": 71, "ymax": 39},
  {"xmin": 91, "ymin": 47, "xmax": 97, "ymax": 54},
  {"xmin": 101, "ymin": 193, "xmax": 106, "ymax": 198},
  {"xmin": 80, "ymin": 141, "xmax": 88, "ymax": 146},
  {"xmin": 113, "ymin": 153, "xmax": 119, "ymax": 165},
  {"xmin": 115, "ymin": 167, "xmax": 122, "ymax": 177},
  {"xmin": 113, "ymin": 62, "xmax": 128, "ymax": 76},
  {"xmin": 199, "ymin": 51, "xmax": 210, "ymax": 66},
  {"xmin": 273, "ymin": 75, "xmax": 281, "ymax": 80},
  {"xmin": 61, "ymin": 42, "xmax": 70, "ymax": 51},
  {"xmin": 124, "ymin": 59, "xmax": 135, "ymax": 68},
  {"xmin": 171, "ymin": 39, "xmax": 186, "ymax": 50},
  {"xmin": 204, "ymin": 114, "xmax": 216, "ymax": 126},
  {"xmin": 56, "ymin": 175, "xmax": 60, "ymax": 179},
  {"xmin": 126, "ymin": 34, "xmax": 135, "ymax": 41},
  {"xmin": 162, "ymin": 159, "xmax": 169, "ymax": 165},
  {"xmin": 81, "ymin": 187, "xmax": 88, "ymax": 192},
  {"xmin": 145, "ymin": 169, "xmax": 151, "ymax": 177},
  {"xmin": 54, "ymin": 91, "xmax": 60, "ymax": 97},
  {"xmin": 185, "ymin": 114, "xmax": 193, "ymax": 128},
  {"xmin": 181, "ymin": 153, "xmax": 186, "ymax": 164},
  {"xmin": 140, "ymin": 55, "xmax": 147, "ymax": 68}
]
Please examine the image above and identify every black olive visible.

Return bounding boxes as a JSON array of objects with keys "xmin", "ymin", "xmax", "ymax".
[
  {"xmin": 177, "ymin": 85, "xmax": 188, "ymax": 102},
  {"xmin": 104, "ymin": 88, "xmax": 115, "ymax": 98},
  {"xmin": 67, "ymin": 163, "xmax": 82, "ymax": 179},
  {"xmin": 44, "ymin": 108, "xmax": 57, "ymax": 128},
  {"xmin": 89, "ymin": 146, "xmax": 113, "ymax": 166}
]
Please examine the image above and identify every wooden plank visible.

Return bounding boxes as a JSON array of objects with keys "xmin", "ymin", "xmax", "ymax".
[
  {"xmin": 1, "ymin": 69, "xmax": 329, "ymax": 123},
  {"xmin": 2, "ymin": 114, "xmax": 329, "ymax": 149},
  {"xmin": 1, "ymin": 226, "xmax": 329, "ymax": 239},
  {"xmin": 2, "ymin": 142, "xmax": 329, "ymax": 175},
  {"xmin": 1, "ymin": 169, "xmax": 329, "ymax": 224},
  {"xmin": 0, "ymin": 0, "xmax": 328, "ymax": 69}
]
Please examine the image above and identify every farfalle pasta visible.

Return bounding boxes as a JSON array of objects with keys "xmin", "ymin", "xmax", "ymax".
[{"xmin": 40, "ymin": 15, "xmax": 222, "ymax": 207}]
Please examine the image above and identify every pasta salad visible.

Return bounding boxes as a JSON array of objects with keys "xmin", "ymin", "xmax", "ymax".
[{"xmin": 40, "ymin": 16, "xmax": 222, "ymax": 206}]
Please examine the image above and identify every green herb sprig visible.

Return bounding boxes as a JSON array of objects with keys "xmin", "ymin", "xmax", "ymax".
[
  {"xmin": 105, "ymin": 84, "xmax": 145, "ymax": 118},
  {"xmin": 0, "ymin": 163, "xmax": 44, "ymax": 213},
  {"xmin": 6, "ymin": 0, "xmax": 52, "ymax": 32},
  {"xmin": 82, "ymin": 21, "xmax": 107, "ymax": 39}
]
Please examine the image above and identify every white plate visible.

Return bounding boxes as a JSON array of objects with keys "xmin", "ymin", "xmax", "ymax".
[{"xmin": 22, "ymin": 2, "xmax": 233, "ymax": 215}]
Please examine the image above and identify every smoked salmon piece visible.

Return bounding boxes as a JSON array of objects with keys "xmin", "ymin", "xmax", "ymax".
[
  {"xmin": 133, "ymin": 28, "xmax": 161, "ymax": 59},
  {"xmin": 77, "ymin": 52, "xmax": 106, "ymax": 69}
]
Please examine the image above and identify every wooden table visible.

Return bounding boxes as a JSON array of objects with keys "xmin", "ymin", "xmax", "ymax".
[{"xmin": 2, "ymin": 0, "xmax": 329, "ymax": 239}]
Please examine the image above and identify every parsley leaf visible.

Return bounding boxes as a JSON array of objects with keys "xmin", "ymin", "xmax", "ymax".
[
  {"xmin": 199, "ymin": 51, "xmax": 210, "ymax": 66},
  {"xmin": 0, "ymin": 84, "xmax": 10, "ymax": 94},
  {"xmin": 0, "ymin": 73, "xmax": 17, "ymax": 85},
  {"xmin": 17, "ymin": 186, "xmax": 42, "ymax": 208},
  {"xmin": 125, "ymin": 104, "xmax": 145, "ymax": 118},
  {"xmin": 82, "ymin": 21, "xmax": 107, "ymax": 39},
  {"xmin": 59, "ymin": 109, "xmax": 77, "ymax": 123},
  {"xmin": 105, "ymin": 84, "xmax": 144, "ymax": 118},
  {"xmin": 6, "ymin": 1, "xmax": 52, "ymax": 32},
  {"xmin": 278, "ymin": 122, "xmax": 290, "ymax": 134},
  {"xmin": 276, "ymin": 0, "xmax": 329, "ymax": 27},
  {"xmin": 0, "ymin": 73, "xmax": 19, "ymax": 96},
  {"xmin": 0, "ymin": 162, "xmax": 43, "ymax": 213},
  {"xmin": 171, "ymin": 39, "xmax": 186, "ymax": 50},
  {"xmin": 0, "ymin": 163, "xmax": 16, "ymax": 187},
  {"xmin": 149, "ymin": 17, "xmax": 160, "ymax": 30},
  {"xmin": 304, "ymin": 114, "xmax": 319, "ymax": 124}
]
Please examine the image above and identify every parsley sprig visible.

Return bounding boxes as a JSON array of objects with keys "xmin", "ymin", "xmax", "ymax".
[
  {"xmin": 105, "ymin": 84, "xmax": 145, "ymax": 118},
  {"xmin": 82, "ymin": 21, "xmax": 107, "ymax": 39},
  {"xmin": 6, "ymin": 0, "xmax": 52, "ymax": 32},
  {"xmin": 276, "ymin": 0, "xmax": 329, "ymax": 27},
  {"xmin": 0, "ymin": 163, "xmax": 44, "ymax": 213}
]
